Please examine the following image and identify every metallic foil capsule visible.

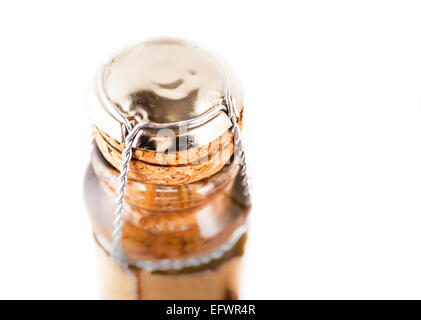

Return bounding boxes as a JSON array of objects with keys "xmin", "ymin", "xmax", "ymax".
[{"xmin": 88, "ymin": 38, "xmax": 244, "ymax": 152}]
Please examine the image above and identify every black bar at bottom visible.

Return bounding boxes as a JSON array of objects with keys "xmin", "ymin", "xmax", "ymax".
[{"xmin": 0, "ymin": 300, "xmax": 418, "ymax": 318}]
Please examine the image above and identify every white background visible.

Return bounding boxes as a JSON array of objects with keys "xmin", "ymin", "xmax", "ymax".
[{"xmin": 1, "ymin": 0, "xmax": 421, "ymax": 299}]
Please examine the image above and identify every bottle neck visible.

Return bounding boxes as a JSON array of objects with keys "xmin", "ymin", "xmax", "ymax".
[{"xmin": 90, "ymin": 145, "xmax": 239, "ymax": 213}]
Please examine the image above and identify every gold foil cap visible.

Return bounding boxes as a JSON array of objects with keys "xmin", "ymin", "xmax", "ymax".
[
  {"xmin": 88, "ymin": 38, "xmax": 244, "ymax": 185},
  {"xmin": 105, "ymin": 38, "xmax": 227, "ymax": 124}
]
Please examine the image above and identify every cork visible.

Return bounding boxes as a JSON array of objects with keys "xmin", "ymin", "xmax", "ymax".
[{"xmin": 93, "ymin": 111, "xmax": 243, "ymax": 185}]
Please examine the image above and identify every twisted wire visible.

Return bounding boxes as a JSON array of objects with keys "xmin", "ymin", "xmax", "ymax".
[
  {"xmin": 111, "ymin": 123, "xmax": 144, "ymax": 266},
  {"xmin": 226, "ymin": 92, "xmax": 252, "ymax": 207},
  {"xmin": 97, "ymin": 223, "xmax": 248, "ymax": 272}
]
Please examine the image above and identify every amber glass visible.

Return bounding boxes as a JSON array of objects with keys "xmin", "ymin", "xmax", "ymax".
[{"xmin": 84, "ymin": 146, "xmax": 249, "ymax": 299}]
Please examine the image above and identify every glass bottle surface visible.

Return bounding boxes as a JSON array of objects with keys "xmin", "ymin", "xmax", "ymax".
[{"xmin": 84, "ymin": 146, "xmax": 249, "ymax": 299}]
